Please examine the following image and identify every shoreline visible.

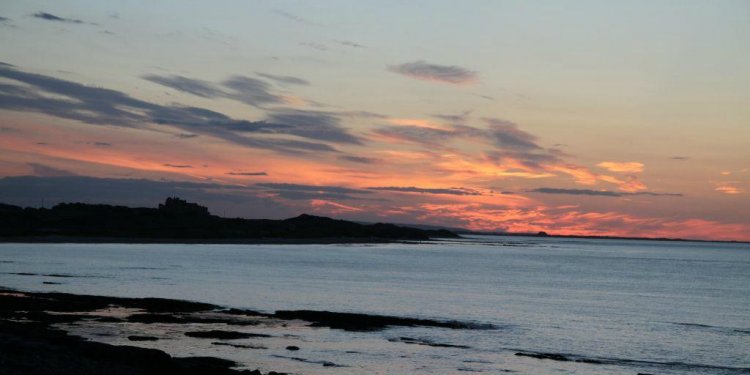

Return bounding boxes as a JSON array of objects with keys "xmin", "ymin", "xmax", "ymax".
[
  {"xmin": 0, "ymin": 286, "xmax": 495, "ymax": 374},
  {"xmin": 2, "ymin": 286, "xmax": 747, "ymax": 374},
  {"xmin": 0, "ymin": 286, "xmax": 282, "ymax": 375},
  {"xmin": 0, "ymin": 236, "xmax": 437, "ymax": 245}
]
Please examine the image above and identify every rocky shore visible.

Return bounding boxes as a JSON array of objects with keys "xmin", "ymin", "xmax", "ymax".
[
  {"xmin": 0, "ymin": 286, "xmax": 495, "ymax": 374},
  {"xmin": 0, "ymin": 287, "xmax": 285, "ymax": 374}
]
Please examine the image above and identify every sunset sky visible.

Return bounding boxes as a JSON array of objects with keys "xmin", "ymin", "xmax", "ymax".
[{"xmin": 1, "ymin": 0, "xmax": 748, "ymax": 240}]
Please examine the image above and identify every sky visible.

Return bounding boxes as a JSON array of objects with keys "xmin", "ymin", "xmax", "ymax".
[{"xmin": 0, "ymin": 0, "xmax": 748, "ymax": 241}]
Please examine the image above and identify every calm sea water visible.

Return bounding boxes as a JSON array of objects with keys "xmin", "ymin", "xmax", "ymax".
[{"xmin": 1, "ymin": 236, "xmax": 748, "ymax": 374}]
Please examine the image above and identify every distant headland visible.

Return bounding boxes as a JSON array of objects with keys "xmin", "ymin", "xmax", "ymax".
[{"xmin": 0, "ymin": 197, "xmax": 458, "ymax": 243}]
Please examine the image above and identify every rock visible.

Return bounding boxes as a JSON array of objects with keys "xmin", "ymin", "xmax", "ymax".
[
  {"xmin": 185, "ymin": 330, "xmax": 271, "ymax": 340},
  {"xmin": 212, "ymin": 342, "xmax": 267, "ymax": 349},
  {"xmin": 0, "ymin": 289, "xmax": 290, "ymax": 375},
  {"xmin": 273, "ymin": 310, "xmax": 496, "ymax": 332},
  {"xmin": 515, "ymin": 352, "xmax": 570, "ymax": 361},
  {"xmin": 127, "ymin": 335, "xmax": 159, "ymax": 341},
  {"xmin": 390, "ymin": 336, "xmax": 470, "ymax": 348}
]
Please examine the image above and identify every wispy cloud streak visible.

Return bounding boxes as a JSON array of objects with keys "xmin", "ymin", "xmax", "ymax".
[{"xmin": 387, "ymin": 61, "xmax": 477, "ymax": 85}]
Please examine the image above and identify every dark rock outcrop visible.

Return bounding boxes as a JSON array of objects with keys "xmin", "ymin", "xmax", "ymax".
[
  {"xmin": 185, "ymin": 330, "xmax": 271, "ymax": 340},
  {"xmin": 128, "ymin": 335, "xmax": 159, "ymax": 341},
  {"xmin": 273, "ymin": 310, "xmax": 496, "ymax": 331}
]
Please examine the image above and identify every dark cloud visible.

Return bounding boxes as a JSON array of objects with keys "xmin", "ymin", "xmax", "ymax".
[
  {"xmin": 367, "ymin": 186, "xmax": 482, "ymax": 196},
  {"xmin": 256, "ymin": 73, "xmax": 309, "ymax": 86},
  {"xmin": 198, "ymin": 110, "xmax": 362, "ymax": 147},
  {"xmin": 255, "ymin": 183, "xmax": 371, "ymax": 201},
  {"xmin": 373, "ymin": 124, "xmax": 475, "ymax": 146},
  {"xmin": 275, "ymin": 10, "xmax": 315, "ymax": 25},
  {"xmin": 227, "ymin": 171, "xmax": 268, "ymax": 176},
  {"xmin": 178, "ymin": 133, "xmax": 198, "ymax": 138},
  {"xmin": 300, "ymin": 42, "xmax": 327, "ymax": 51},
  {"xmin": 481, "ymin": 118, "xmax": 565, "ymax": 169},
  {"xmin": 256, "ymin": 183, "xmax": 367, "ymax": 195},
  {"xmin": 28, "ymin": 163, "xmax": 77, "ymax": 177},
  {"xmin": 163, "ymin": 164, "xmax": 193, "ymax": 169},
  {"xmin": 0, "ymin": 64, "xmax": 346, "ymax": 154},
  {"xmin": 483, "ymin": 118, "xmax": 540, "ymax": 151},
  {"xmin": 338, "ymin": 110, "xmax": 388, "ymax": 119},
  {"xmin": 431, "ymin": 111, "xmax": 471, "ymax": 123},
  {"xmin": 374, "ymin": 116, "xmax": 562, "ymax": 170},
  {"xmin": 387, "ymin": 60, "xmax": 477, "ymax": 85},
  {"xmin": 375, "ymin": 118, "xmax": 543, "ymax": 153},
  {"xmin": 336, "ymin": 40, "xmax": 365, "ymax": 48},
  {"xmin": 529, "ymin": 188, "xmax": 682, "ymax": 197},
  {"xmin": 339, "ymin": 155, "xmax": 379, "ymax": 164},
  {"xmin": 484, "ymin": 149, "xmax": 560, "ymax": 169},
  {"xmin": 145, "ymin": 74, "xmax": 286, "ymax": 107},
  {"xmin": 531, "ymin": 188, "xmax": 621, "ymax": 197},
  {"xmin": 671, "ymin": 156, "xmax": 689, "ymax": 160},
  {"xmin": 32, "ymin": 12, "xmax": 85, "ymax": 24},
  {"xmin": 0, "ymin": 16, "xmax": 10, "ymax": 22},
  {"xmin": 91, "ymin": 142, "xmax": 112, "ymax": 147},
  {"xmin": 264, "ymin": 109, "xmax": 363, "ymax": 145},
  {"xmin": 222, "ymin": 76, "xmax": 286, "ymax": 106},
  {"xmin": 633, "ymin": 192, "xmax": 683, "ymax": 197},
  {"xmin": 143, "ymin": 75, "xmax": 223, "ymax": 98}
]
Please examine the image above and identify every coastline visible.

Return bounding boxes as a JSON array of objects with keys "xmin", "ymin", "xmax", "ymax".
[
  {"xmin": 0, "ymin": 287, "xmax": 281, "ymax": 375},
  {"xmin": 0, "ymin": 286, "xmax": 495, "ymax": 374},
  {"xmin": 0, "ymin": 235, "xmax": 427, "ymax": 245}
]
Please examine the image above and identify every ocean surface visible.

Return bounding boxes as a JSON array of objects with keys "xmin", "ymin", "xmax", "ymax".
[{"xmin": 1, "ymin": 235, "xmax": 749, "ymax": 374}]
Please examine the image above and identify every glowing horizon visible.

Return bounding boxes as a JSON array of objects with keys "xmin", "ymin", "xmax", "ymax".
[{"xmin": 0, "ymin": 1, "xmax": 748, "ymax": 241}]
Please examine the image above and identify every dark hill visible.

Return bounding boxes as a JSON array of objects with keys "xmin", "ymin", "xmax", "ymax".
[{"xmin": 0, "ymin": 198, "xmax": 458, "ymax": 241}]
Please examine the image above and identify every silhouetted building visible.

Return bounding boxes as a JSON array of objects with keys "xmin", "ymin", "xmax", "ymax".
[{"xmin": 158, "ymin": 197, "xmax": 210, "ymax": 216}]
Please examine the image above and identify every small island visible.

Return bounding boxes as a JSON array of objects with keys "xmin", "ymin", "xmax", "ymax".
[{"xmin": 0, "ymin": 197, "xmax": 458, "ymax": 243}]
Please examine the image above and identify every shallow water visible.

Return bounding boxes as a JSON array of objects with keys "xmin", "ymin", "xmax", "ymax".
[{"xmin": 1, "ymin": 236, "xmax": 749, "ymax": 374}]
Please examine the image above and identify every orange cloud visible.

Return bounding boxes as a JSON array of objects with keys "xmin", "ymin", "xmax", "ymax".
[
  {"xmin": 715, "ymin": 183, "xmax": 744, "ymax": 194},
  {"xmin": 386, "ymin": 118, "xmax": 449, "ymax": 130},
  {"xmin": 597, "ymin": 161, "xmax": 644, "ymax": 173},
  {"xmin": 398, "ymin": 203, "xmax": 750, "ymax": 241},
  {"xmin": 548, "ymin": 165, "xmax": 598, "ymax": 185},
  {"xmin": 621, "ymin": 176, "xmax": 647, "ymax": 192},
  {"xmin": 279, "ymin": 95, "xmax": 309, "ymax": 107},
  {"xmin": 309, "ymin": 199, "xmax": 363, "ymax": 214},
  {"xmin": 436, "ymin": 155, "xmax": 556, "ymax": 180}
]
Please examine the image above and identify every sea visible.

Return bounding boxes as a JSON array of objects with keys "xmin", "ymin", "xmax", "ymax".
[{"xmin": 1, "ymin": 235, "xmax": 748, "ymax": 375}]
